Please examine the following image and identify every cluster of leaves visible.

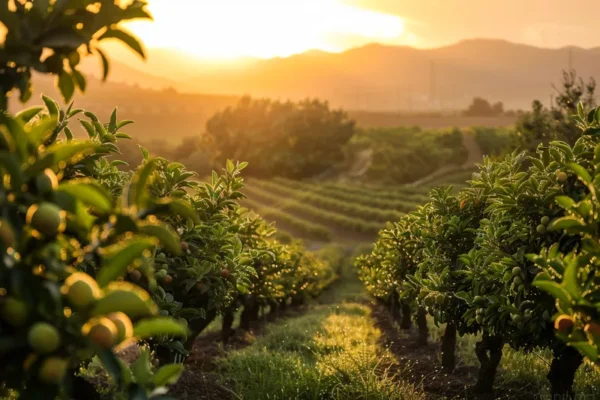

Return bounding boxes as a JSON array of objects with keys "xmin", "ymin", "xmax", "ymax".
[
  {"xmin": 0, "ymin": 99, "xmax": 190, "ymax": 399},
  {"xmin": 203, "ymin": 96, "xmax": 356, "ymax": 179},
  {"xmin": 357, "ymin": 104, "xmax": 600, "ymax": 394},
  {"xmin": 0, "ymin": 0, "xmax": 151, "ymax": 109}
]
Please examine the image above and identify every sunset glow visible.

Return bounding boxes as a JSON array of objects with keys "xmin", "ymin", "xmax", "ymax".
[{"xmin": 124, "ymin": 0, "xmax": 409, "ymax": 59}]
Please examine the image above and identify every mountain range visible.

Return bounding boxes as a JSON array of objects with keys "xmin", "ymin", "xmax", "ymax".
[{"xmin": 78, "ymin": 38, "xmax": 600, "ymax": 111}]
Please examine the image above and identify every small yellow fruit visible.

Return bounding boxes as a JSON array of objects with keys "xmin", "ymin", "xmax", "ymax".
[
  {"xmin": 64, "ymin": 272, "xmax": 101, "ymax": 309},
  {"xmin": 27, "ymin": 202, "xmax": 64, "ymax": 237},
  {"xmin": 28, "ymin": 322, "xmax": 61, "ymax": 354},
  {"xmin": 0, "ymin": 219, "xmax": 15, "ymax": 248},
  {"xmin": 1, "ymin": 297, "xmax": 29, "ymax": 327},
  {"xmin": 557, "ymin": 171, "xmax": 568, "ymax": 183},
  {"xmin": 106, "ymin": 312, "xmax": 133, "ymax": 344},
  {"xmin": 84, "ymin": 318, "xmax": 118, "ymax": 349},
  {"xmin": 38, "ymin": 357, "xmax": 68, "ymax": 385},
  {"xmin": 555, "ymin": 315, "xmax": 575, "ymax": 334},
  {"xmin": 35, "ymin": 169, "xmax": 58, "ymax": 195}
]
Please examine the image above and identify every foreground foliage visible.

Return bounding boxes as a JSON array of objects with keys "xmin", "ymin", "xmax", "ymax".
[{"xmin": 357, "ymin": 104, "xmax": 600, "ymax": 398}]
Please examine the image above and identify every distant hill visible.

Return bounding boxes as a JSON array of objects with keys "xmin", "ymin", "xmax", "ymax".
[{"xmin": 82, "ymin": 39, "xmax": 600, "ymax": 111}]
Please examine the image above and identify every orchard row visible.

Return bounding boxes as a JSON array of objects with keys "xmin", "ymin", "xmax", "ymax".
[
  {"xmin": 356, "ymin": 104, "xmax": 600, "ymax": 399},
  {"xmin": 0, "ymin": 98, "xmax": 339, "ymax": 399}
]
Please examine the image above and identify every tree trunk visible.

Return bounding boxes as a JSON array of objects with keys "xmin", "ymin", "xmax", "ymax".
[
  {"xmin": 416, "ymin": 306, "xmax": 428, "ymax": 346},
  {"xmin": 441, "ymin": 323, "xmax": 457, "ymax": 371},
  {"xmin": 182, "ymin": 309, "xmax": 218, "ymax": 351},
  {"xmin": 474, "ymin": 334, "xmax": 504, "ymax": 393},
  {"xmin": 389, "ymin": 295, "xmax": 402, "ymax": 326},
  {"xmin": 221, "ymin": 308, "xmax": 235, "ymax": 343},
  {"xmin": 400, "ymin": 300, "xmax": 412, "ymax": 330},
  {"xmin": 240, "ymin": 300, "xmax": 260, "ymax": 331},
  {"xmin": 547, "ymin": 345, "xmax": 583, "ymax": 400},
  {"xmin": 279, "ymin": 298, "xmax": 288, "ymax": 311},
  {"xmin": 291, "ymin": 295, "xmax": 304, "ymax": 307}
]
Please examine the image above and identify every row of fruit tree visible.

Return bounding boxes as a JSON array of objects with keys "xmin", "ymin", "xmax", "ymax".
[
  {"xmin": 357, "ymin": 104, "xmax": 600, "ymax": 399},
  {"xmin": 0, "ymin": 2, "xmax": 338, "ymax": 399}
]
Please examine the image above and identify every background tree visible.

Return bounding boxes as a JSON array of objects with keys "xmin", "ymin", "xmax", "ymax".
[
  {"xmin": 203, "ymin": 96, "xmax": 356, "ymax": 178},
  {"xmin": 464, "ymin": 97, "xmax": 504, "ymax": 117}
]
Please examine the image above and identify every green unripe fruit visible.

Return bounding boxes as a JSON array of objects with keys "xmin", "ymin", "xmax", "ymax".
[
  {"xmin": 513, "ymin": 276, "xmax": 523, "ymax": 286},
  {"xmin": 27, "ymin": 202, "xmax": 64, "ymax": 237},
  {"xmin": 474, "ymin": 296, "xmax": 484, "ymax": 304},
  {"xmin": 511, "ymin": 267, "xmax": 522, "ymax": 277},
  {"xmin": 436, "ymin": 294, "xmax": 445, "ymax": 304},
  {"xmin": 106, "ymin": 312, "xmax": 133, "ymax": 344},
  {"xmin": 85, "ymin": 318, "xmax": 118, "ymax": 349},
  {"xmin": 475, "ymin": 315, "xmax": 483, "ymax": 324},
  {"xmin": 156, "ymin": 253, "xmax": 167, "ymax": 261},
  {"xmin": 64, "ymin": 272, "xmax": 101, "ymax": 309},
  {"xmin": 155, "ymin": 269, "xmax": 167, "ymax": 279},
  {"xmin": 35, "ymin": 169, "xmax": 58, "ymax": 195},
  {"xmin": 512, "ymin": 314, "xmax": 524, "ymax": 323},
  {"xmin": 557, "ymin": 171, "xmax": 568, "ymax": 183},
  {"xmin": 28, "ymin": 323, "xmax": 61, "ymax": 354},
  {"xmin": 536, "ymin": 224, "xmax": 547, "ymax": 234},
  {"xmin": 1, "ymin": 297, "xmax": 28, "ymax": 326},
  {"xmin": 503, "ymin": 272, "xmax": 512, "ymax": 281},
  {"xmin": 541, "ymin": 216, "xmax": 550, "ymax": 225},
  {"xmin": 0, "ymin": 219, "xmax": 15, "ymax": 248},
  {"xmin": 38, "ymin": 357, "xmax": 68, "ymax": 385}
]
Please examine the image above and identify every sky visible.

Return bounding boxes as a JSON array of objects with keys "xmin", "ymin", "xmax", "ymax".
[{"xmin": 124, "ymin": 0, "xmax": 600, "ymax": 59}]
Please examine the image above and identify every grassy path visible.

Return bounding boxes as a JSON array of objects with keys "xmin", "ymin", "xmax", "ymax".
[{"xmin": 175, "ymin": 272, "xmax": 424, "ymax": 400}]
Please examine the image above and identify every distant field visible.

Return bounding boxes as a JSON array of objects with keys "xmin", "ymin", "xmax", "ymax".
[
  {"xmin": 348, "ymin": 110, "xmax": 518, "ymax": 129},
  {"xmin": 240, "ymin": 174, "xmax": 471, "ymax": 244}
]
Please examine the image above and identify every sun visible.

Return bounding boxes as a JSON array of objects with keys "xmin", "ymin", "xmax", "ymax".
[{"xmin": 123, "ymin": 0, "xmax": 407, "ymax": 59}]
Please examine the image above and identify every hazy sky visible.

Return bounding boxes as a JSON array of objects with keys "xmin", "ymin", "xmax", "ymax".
[{"xmin": 124, "ymin": 0, "xmax": 600, "ymax": 59}]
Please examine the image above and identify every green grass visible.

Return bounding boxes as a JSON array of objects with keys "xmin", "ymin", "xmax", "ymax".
[
  {"xmin": 427, "ymin": 321, "xmax": 600, "ymax": 397},
  {"xmin": 216, "ymin": 275, "xmax": 424, "ymax": 400}
]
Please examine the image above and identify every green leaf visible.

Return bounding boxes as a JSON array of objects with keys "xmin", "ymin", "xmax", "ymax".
[
  {"xmin": 532, "ymin": 280, "xmax": 572, "ymax": 305},
  {"xmin": 570, "ymin": 341, "xmax": 598, "ymax": 361},
  {"xmin": 152, "ymin": 364, "xmax": 184, "ymax": 387},
  {"xmin": 165, "ymin": 199, "xmax": 200, "ymax": 224},
  {"xmin": 57, "ymin": 180, "xmax": 113, "ymax": 213},
  {"xmin": 97, "ymin": 238, "xmax": 156, "ymax": 286},
  {"xmin": 15, "ymin": 107, "xmax": 43, "ymax": 123},
  {"xmin": 96, "ymin": 48, "xmax": 110, "ymax": 80},
  {"xmin": 130, "ymin": 348, "xmax": 152, "ymax": 387},
  {"xmin": 117, "ymin": 120, "xmax": 135, "ymax": 129},
  {"xmin": 555, "ymin": 196, "xmax": 575, "ymax": 210},
  {"xmin": 57, "ymin": 71, "xmax": 75, "ymax": 103},
  {"xmin": 72, "ymin": 69, "xmax": 86, "ymax": 92},
  {"xmin": 549, "ymin": 217, "xmax": 585, "ymax": 231},
  {"xmin": 64, "ymin": 127, "xmax": 74, "ymax": 141},
  {"xmin": 92, "ymin": 284, "xmax": 156, "ymax": 318},
  {"xmin": 139, "ymin": 222, "xmax": 181, "ymax": 256},
  {"xmin": 42, "ymin": 95, "xmax": 59, "ymax": 117},
  {"xmin": 566, "ymin": 162, "xmax": 592, "ymax": 185},
  {"xmin": 109, "ymin": 108, "xmax": 118, "ymax": 132},
  {"xmin": 562, "ymin": 256, "xmax": 581, "ymax": 300},
  {"xmin": 99, "ymin": 28, "xmax": 146, "ymax": 59},
  {"xmin": 128, "ymin": 159, "xmax": 156, "ymax": 210},
  {"xmin": 133, "ymin": 318, "xmax": 189, "ymax": 340},
  {"xmin": 99, "ymin": 350, "xmax": 123, "ymax": 387}
]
